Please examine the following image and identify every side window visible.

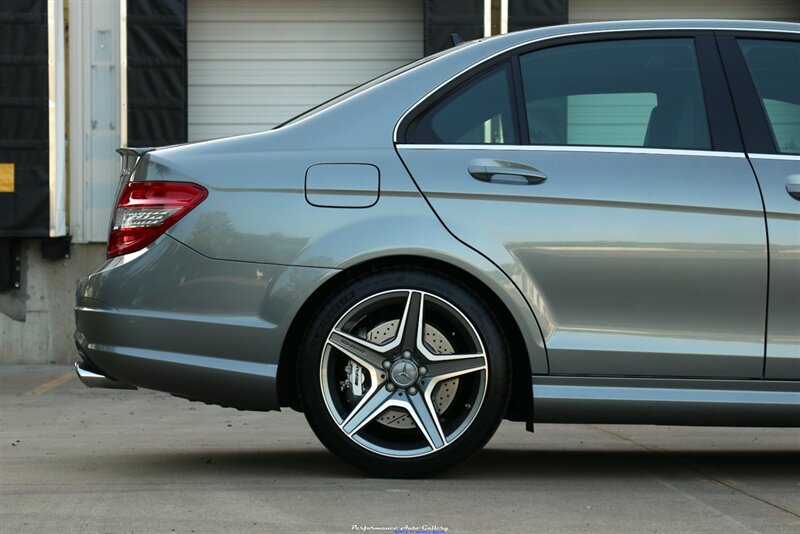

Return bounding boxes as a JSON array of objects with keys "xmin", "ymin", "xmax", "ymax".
[
  {"xmin": 738, "ymin": 39, "xmax": 800, "ymax": 155},
  {"xmin": 407, "ymin": 63, "xmax": 518, "ymax": 144},
  {"xmin": 519, "ymin": 39, "xmax": 711, "ymax": 150}
]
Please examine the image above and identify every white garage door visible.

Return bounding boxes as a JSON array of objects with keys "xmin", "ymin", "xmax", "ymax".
[
  {"xmin": 187, "ymin": 0, "xmax": 423, "ymax": 140},
  {"xmin": 569, "ymin": 0, "xmax": 800, "ymax": 23}
]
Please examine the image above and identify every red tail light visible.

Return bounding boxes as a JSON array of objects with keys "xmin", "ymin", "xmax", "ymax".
[{"xmin": 107, "ymin": 181, "xmax": 208, "ymax": 258}]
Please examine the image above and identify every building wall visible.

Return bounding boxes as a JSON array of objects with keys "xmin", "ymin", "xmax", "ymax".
[
  {"xmin": 569, "ymin": 0, "xmax": 799, "ymax": 22},
  {"xmin": 0, "ymin": 243, "xmax": 105, "ymax": 364}
]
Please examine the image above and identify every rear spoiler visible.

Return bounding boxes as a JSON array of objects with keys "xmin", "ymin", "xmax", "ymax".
[
  {"xmin": 116, "ymin": 147, "xmax": 155, "ymax": 181},
  {"xmin": 113, "ymin": 147, "xmax": 158, "ymax": 206},
  {"xmin": 116, "ymin": 147, "xmax": 157, "ymax": 158}
]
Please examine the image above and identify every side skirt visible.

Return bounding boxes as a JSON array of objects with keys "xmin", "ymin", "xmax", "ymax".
[{"xmin": 532, "ymin": 376, "xmax": 800, "ymax": 427}]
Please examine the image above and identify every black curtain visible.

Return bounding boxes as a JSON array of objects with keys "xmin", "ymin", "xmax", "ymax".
[
  {"xmin": 127, "ymin": 0, "xmax": 187, "ymax": 147},
  {"xmin": 423, "ymin": 1, "xmax": 568, "ymax": 57},
  {"xmin": 508, "ymin": 0, "xmax": 567, "ymax": 32},
  {"xmin": 424, "ymin": 0, "xmax": 485, "ymax": 56},
  {"xmin": 0, "ymin": 0, "xmax": 49, "ymax": 237}
]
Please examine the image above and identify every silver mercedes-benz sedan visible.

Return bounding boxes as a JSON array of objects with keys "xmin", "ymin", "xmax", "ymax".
[{"xmin": 74, "ymin": 20, "xmax": 800, "ymax": 477}]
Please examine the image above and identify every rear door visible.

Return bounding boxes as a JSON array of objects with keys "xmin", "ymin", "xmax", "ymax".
[
  {"xmin": 397, "ymin": 33, "xmax": 768, "ymax": 378},
  {"xmin": 719, "ymin": 34, "xmax": 800, "ymax": 379}
]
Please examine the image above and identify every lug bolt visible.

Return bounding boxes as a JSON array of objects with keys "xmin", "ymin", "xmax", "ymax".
[
  {"xmin": 408, "ymin": 386, "xmax": 418, "ymax": 395},
  {"xmin": 418, "ymin": 366, "xmax": 427, "ymax": 376},
  {"xmin": 402, "ymin": 350, "xmax": 412, "ymax": 359},
  {"xmin": 386, "ymin": 383, "xmax": 396, "ymax": 392},
  {"xmin": 382, "ymin": 360, "xmax": 392, "ymax": 370}
]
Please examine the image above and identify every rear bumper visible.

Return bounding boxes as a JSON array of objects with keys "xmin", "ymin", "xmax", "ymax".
[
  {"xmin": 73, "ymin": 325, "xmax": 280, "ymax": 410},
  {"xmin": 73, "ymin": 234, "xmax": 338, "ymax": 411}
]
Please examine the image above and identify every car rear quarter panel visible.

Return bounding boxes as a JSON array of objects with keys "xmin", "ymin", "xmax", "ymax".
[{"xmin": 145, "ymin": 137, "xmax": 549, "ymax": 375}]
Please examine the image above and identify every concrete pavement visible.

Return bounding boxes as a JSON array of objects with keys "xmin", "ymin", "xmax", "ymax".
[{"xmin": 1, "ymin": 365, "xmax": 798, "ymax": 533}]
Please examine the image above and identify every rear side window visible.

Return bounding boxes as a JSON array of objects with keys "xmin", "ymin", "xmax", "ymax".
[
  {"xmin": 738, "ymin": 39, "xmax": 800, "ymax": 155},
  {"xmin": 519, "ymin": 39, "xmax": 711, "ymax": 150},
  {"xmin": 407, "ymin": 63, "xmax": 519, "ymax": 144}
]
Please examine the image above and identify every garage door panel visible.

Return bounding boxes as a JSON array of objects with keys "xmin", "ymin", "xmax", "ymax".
[
  {"xmin": 189, "ymin": 105, "xmax": 312, "ymax": 125},
  {"xmin": 189, "ymin": 86, "xmax": 350, "ymax": 107},
  {"xmin": 188, "ymin": 0, "xmax": 423, "ymax": 141},
  {"xmin": 189, "ymin": 60, "xmax": 411, "ymax": 86},
  {"xmin": 189, "ymin": 0, "xmax": 422, "ymax": 22},
  {"xmin": 188, "ymin": 21, "xmax": 421, "ymax": 42},
  {"xmin": 186, "ymin": 124, "xmax": 269, "ymax": 140},
  {"xmin": 188, "ymin": 41, "xmax": 421, "ymax": 62}
]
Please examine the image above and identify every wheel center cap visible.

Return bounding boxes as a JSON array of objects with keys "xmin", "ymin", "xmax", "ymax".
[{"xmin": 389, "ymin": 359, "xmax": 419, "ymax": 388}]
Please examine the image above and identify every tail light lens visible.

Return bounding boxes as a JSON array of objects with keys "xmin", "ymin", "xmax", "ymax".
[{"xmin": 107, "ymin": 181, "xmax": 208, "ymax": 258}]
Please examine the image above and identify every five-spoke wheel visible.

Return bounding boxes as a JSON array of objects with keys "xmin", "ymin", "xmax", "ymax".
[{"xmin": 300, "ymin": 269, "xmax": 509, "ymax": 477}]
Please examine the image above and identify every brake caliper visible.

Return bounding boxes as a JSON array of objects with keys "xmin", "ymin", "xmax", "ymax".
[{"xmin": 341, "ymin": 360, "xmax": 366, "ymax": 400}]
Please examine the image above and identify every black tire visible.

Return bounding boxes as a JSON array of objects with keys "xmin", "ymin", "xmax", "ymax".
[{"xmin": 298, "ymin": 267, "xmax": 510, "ymax": 478}]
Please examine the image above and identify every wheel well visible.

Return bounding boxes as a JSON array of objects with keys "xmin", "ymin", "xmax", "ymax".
[{"xmin": 276, "ymin": 256, "xmax": 533, "ymax": 424}]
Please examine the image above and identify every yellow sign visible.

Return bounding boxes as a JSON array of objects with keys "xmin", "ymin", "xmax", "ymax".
[{"xmin": 0, "ymin": 163, "xmax": 13, "ymax": 193}]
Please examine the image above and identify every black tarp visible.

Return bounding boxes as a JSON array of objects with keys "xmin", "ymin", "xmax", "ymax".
[
  {"xmin": 424, "ymin": 1, "xmax": 568, "ymax": 56},
  {"xmin": 127, "ymin": 0, "xmax": 187, "ymax": 147},
  {"xmin": 508, "ymin": 0, "xmax": 567, "ymax": 32},
  {"xmin": 424, "ymin": 0, "xmax": 485, "ymax": 56},
  {"xmin": 0, "ymin": 0, "xmax": 49, "ymax": 237}
]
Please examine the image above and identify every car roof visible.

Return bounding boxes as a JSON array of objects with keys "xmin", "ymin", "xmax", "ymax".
[
  {"xmin": 496, "ymin": 19, "xmax": 798, "ymax": 42},
  {"xmin": 472, "ymin": 19, "xmax": 798, "ymax": 54}
]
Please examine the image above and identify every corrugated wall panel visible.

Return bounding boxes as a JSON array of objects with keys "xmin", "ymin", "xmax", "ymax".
[
  {"xmin": 569, "ymin": 0, "xmax": 800, "ymax": 23},
  {"xmin": 188, "ymin": 0, "xmax": 423, "ymax": 140}
]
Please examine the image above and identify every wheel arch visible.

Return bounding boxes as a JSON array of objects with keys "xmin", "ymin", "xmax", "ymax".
[{"xmin": 277, "ymin": 254, "xmax": 535, "ymax": 426}]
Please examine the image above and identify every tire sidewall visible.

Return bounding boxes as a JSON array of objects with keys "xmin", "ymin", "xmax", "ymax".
[{"xmin": 298, "ymin": 268, "xmax": 510, "ymax": 478}]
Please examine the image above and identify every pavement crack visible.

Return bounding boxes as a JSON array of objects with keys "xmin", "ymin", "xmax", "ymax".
[{"xmin": 589, "ymin": 424, "xmax": 800, "ymax": 525}]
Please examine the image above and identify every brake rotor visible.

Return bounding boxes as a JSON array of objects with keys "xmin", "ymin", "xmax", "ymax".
[{"xmin": 360, "ymin": 319, "xmax": 459, "ymax": 429}]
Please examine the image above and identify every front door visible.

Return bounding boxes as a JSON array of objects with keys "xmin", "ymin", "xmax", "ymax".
[{"xmin": 727, "ymin": 36, "xmax": 800, "ymax": 379}]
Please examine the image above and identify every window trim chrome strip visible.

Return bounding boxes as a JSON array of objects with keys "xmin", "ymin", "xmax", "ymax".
[
  {"xmin": 396, "ymin": 143, "xmax": 745, "ymax": 158},
  {"xmin": 748, "ymin": 153, "xmax": 800, "ymax": 161},
  {"xmin": 392, "ymin": 25, "xmax": 799, "ymax": 144}
]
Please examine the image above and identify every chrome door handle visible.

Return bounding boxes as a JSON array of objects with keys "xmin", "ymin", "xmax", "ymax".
[
  {"xmin": 787, "ymin": 183, "xmax": 800, "ymax": 200},
  {"xmin": 468, "ymin": 162, "xmax": 547, "ymax": 185}
]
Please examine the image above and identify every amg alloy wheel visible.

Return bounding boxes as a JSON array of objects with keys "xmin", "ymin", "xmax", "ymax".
[{"xmin": 299, "ymin": 269, "xmax": 510, "ymax": 477}]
